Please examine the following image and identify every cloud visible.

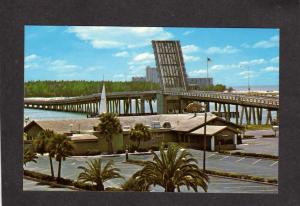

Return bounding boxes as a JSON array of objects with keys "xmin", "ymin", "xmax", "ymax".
[
  {"xmin": 114, "ymin": 51, "xmax": 129, "ymax": 57},
  {"xmin": 67, "ymin": 26, "xmax": 173, "ymax": 49},
  {"xmin": 239, "ymin": 70, "xmax": 256, "ymax": 78},
  {"xmin": 206, "ymin": 45, "xmax": 239, "ymax": 54},
  {"xmin": 25, "ymin": 54, "xmax": 39, "ymax": 62},
  {"xmin": 132, "ymin": 52, "xmax": 154, "ymax": 63},
  {"xmin": 183, "ymin": 55, "xmax": 200, "ymax": 62},
  {"xmin": 189, "ymin": 69, "xmax": 207, "ymax": 76},
  {"xmin": 241, "ymin": 43, "xmax": 251, "ymax": 48},
  {"xmin": 182, "ymin": 44, "xmax": 199, "ymax": 53},
  {"xmin": 263, "ymin": 66, "xmax": 279, "ymax": 72},
  {"xmin": 253, "ymin": 35, "xmax": 279, "ymax": 48},
  {"xmin": 183, "ymin": 31, "xmax": 193, "ymax": 36},
  {"xmin": 48, "ymin": 59, "xmax": 79, "ymax": 73},
  {"xmin": 270, "ymin": 56, "xmax": 279, "ymax": 63},
  {"xmin": 239, "ymin": 58, "xmax": 266, "ymax": 66}
]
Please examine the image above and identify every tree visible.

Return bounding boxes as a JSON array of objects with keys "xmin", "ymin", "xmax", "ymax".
[
  {"xmin": 97, "ymin": 113, "xmax": 122, "ymax": 154},
  {"xmin": 32, "ymin": 129, "xmax": 55, "ymax": 177},
  {"xmin": 129, "ymin": 123, "xmax": 151, "ymax": 151},
  {"xmin": 48, "ymin": 133, "xmax": 74, "ymax": 180},
  {"xmin": 121, "ymin": 177, "xmax": 150, "ymax": 192},
  {"xmin": 132, "ymin": 143, "xmax": 209, "ymax": 192},
  {"xmin": 77, "ymin": 158, "xmax": 123, "ymax": 191},
  {"xmin": 23, "ymin": 147, "xmax": 38, "ymax": 166}
]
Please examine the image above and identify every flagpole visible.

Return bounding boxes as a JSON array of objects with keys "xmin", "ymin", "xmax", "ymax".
[{"xmin": 206, "ymin": 58, "xmax": 209, "ymax": 90}]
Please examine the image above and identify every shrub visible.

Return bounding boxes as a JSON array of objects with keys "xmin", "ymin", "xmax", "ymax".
[
  {"xmin": 73, "ymin": 181, "xmax": 96, "ymax": 191},
  {"xmin": 149, "ymin": 145, "xmax": 159, "ymax": 151},
  {"xmin": 116, "ymin": 149, "xmax": 125, "ymax": 154}
]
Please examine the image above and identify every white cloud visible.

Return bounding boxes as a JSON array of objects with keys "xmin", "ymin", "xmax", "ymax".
[
  {"xmin": 253, "ymin": 35, "xmax": 279, "ymax": 48},
  {"xmin": 239, "ymin": 70, "xmax": 256, "ymax": 78},
  {"xmin": 114, "ymin": 51, "xmax": 129, "ymax": 57},
  {"xmin": 67, "ymin": 26, "xmax": 173, "ymax": 49},
  {"xmin": 25, "ymin": 54, "xmax": 39, "ymax": 62},
  {"xmin": 210, "ymin": 65, "xmax": 226, "ymax": 71},
  {"xmin": 206, "ymin": 45, "xmax": 239, "ymax": 54},
  {"xmin": 270, "ymin": 56, "xmax": 279, "ymax": 63},
  {"xmin": 263, "ymin": 66, "xmax": 279, "ymax": 72},
  {"xmin": 183, "ymin": 31, "xmax": 193, "ymax": 36},
  {"xmin": 183, "ymin": 55, "xmax": 200, "ymax": 62},
  {"xmin": 239, "ymin": 58, "xmax": 266, "ymax": 66},
  {"xmin": 182, "ymin": 44, "xmax": 199, "ymax": 53},
  {"xmin": 132, "ymin": 52, "xmax": 154, "ymax": 63},
  {"xmin": 189, "ymin": 69, "xmax": 207, "ymax": 76}
]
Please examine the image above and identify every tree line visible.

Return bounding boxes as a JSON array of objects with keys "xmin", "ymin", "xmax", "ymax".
[{"xmin": 24, "ymin": 80, "xmax": 160, "ymax": 97}]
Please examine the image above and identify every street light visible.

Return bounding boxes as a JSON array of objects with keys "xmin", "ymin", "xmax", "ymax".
[
  {"xmin": 240, "ymin": 65, "xmax": 250, "ymax": 93},
  {"xmin": 206, "ymin": 58, "xmax": 212, "ymax": 91}
]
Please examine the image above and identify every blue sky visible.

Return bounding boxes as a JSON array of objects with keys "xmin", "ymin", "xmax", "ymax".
[{"xmin": 25, "ymin": 26, "xmax": 279, "ymax": 86}]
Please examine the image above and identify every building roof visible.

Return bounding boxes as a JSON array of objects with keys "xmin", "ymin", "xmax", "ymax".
[
  {"xmin": 24, "ymin": 118, "xmax": 99, "ymax": 134},
  {"xmin": 24, "ymin": 113, "xmax": 236, "ymax": 135},
  {"xmin": 69, "ymin": 134, "xmax": 98, "ymax": 142},
  {"xmin": 190, "ymin": 125, "xmax": 238, "ymax": 136}
]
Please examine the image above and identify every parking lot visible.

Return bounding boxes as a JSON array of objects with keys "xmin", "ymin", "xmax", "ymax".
[{"xmin": 24, "ymin": 149, "xmax": 278, "ymax": 193}]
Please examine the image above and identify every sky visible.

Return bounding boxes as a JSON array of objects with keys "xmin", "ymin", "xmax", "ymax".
[{"xmin": 25, "ymin": 26, "xmax": 279, "ymax": 87}]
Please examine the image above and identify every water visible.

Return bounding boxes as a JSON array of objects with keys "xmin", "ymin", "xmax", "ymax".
[
  {"xmin": 233, "ymin": 85, "xmax": 279, "ymax": 92},
  {"xmin": 24, "ymin": 108, "xmax": 87, "ymax": 121}
]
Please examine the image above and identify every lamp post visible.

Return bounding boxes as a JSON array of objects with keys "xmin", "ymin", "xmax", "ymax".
[
  {"xmin": 202, "ymin": 103, "xmax": 207, "ymax": 172},
  {"xmin": 240, "ymin": 65, "xmax": 250, "ymax": 93},
  {"xmin": 206, "ymin": 58, "xmax": 212, "ymax": 91}
]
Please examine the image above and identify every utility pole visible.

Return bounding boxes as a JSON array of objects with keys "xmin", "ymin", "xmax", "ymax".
[{"xmin": 247, "ymin": 66, "xmax": 250, "ymax": 93}]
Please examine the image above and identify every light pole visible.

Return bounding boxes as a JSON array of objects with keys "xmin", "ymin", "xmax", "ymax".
[
  {"xmin": 185, "ymin": 102, "xmax": 207, "ymax": 172},
  {"xmin": 240, "ymin": 65, "xmax": 251, "ymax": 93},
  {"xmin": 202, "ymin": 103, "xmax": 207, "ymax": 172},
  {"xmin": 206, "ymin": 58, "xmax": 211, "ymax": 91}
]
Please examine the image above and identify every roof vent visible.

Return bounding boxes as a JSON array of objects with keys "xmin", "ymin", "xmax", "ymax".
[
  {"xmin": 162, "ymin": 121, "xmax": 171, "ymax": 128},
  {"xmin": 151, "ymin": 121, "xmax": 161, "ymax": 129}
]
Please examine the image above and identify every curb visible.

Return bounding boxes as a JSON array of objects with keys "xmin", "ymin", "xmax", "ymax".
[{"xmin": 23, "ymin": 175, "xmax": 81, "ymax": 191}]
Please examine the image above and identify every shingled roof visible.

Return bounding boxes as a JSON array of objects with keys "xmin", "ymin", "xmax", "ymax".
[
  {"xmin": 24, "ymin": 113, "xmax": 225, "ymax": 134},
  {"xmin": 190, "ymin": 125, "xmax": 238, "ymax": 136}
]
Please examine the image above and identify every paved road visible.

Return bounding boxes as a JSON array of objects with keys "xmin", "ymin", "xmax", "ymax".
[
  {"xmin": 236, "ymin": 129, "xmax": 278, "ymax": 156},
  {"xmin": 23, "ymin": 176, "xmax": 277, "ymax": 193}
]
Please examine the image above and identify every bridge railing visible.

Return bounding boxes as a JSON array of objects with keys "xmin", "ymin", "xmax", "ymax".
[{"xmin": 163, "ymin": 91, "xmax": 279, "ymax": 108}]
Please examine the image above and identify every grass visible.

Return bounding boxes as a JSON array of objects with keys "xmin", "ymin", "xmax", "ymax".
[
  {"xmin": 244, "ymin": 125, "xmax": 272, "ymax": 130},
  {"xmin": 205, "ymin": 169, "xmax": 278, "ymax": 185},
  {"xmin": 219, "ymin": 151, "xmax": 278, "ymax": 160},
  {"xmin": 24, "ymin": 170, "xmax": 96, "ymax": 191}
]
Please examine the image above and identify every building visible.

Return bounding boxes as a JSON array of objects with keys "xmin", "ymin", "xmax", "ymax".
[
  {"xmin": 24, "ymin": 113, "xmax": 242, "ymax": 154},
  {"xmin": 146, "ymin": 66, "xmax": 159, "ymax": 83},
  {"xmin": 188, "ymin": 78, "xmax": 213, "ymax": 90},
  {"xmin": 132, "ymin": 76, "xmax": 146, "ymax": 82}
]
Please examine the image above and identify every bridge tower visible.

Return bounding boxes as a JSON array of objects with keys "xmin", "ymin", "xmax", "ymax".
[{"xmin": 152, "ymin": 40, "xmax": 189, "ymax": 113}]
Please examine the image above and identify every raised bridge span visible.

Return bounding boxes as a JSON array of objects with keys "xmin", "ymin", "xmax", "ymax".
[{"xmin": 24, "ymin": 91, "xmax": 279, "ymax": 125}]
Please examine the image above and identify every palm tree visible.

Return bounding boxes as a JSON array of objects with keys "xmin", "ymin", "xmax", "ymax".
[
  {"xmin": 129, "ymin": 123, "xmax": 151, "ymax": 151},
  {"xmin": 132, "ymin": 143, "xmax": 209, "ymax": 192},
  {"xmin": 97, "ymin": 113, "xmax": 122, "ymax": 154},
  {"xmin": 77, "ymin": 158, "xmax": 123, "ymax": 191},
  {"xmin": 121, "ymin": 177, "xmax": 150, "ymax": 192},
  {"xmin": 23, "ymin": 147, "xmax": 38, "ymax": 166},
  {"xmin": 32, "ymin": 129, "xmax": 55, "ymax": 177},
  {"xmin": 48, "ymin": 133, "xmax": 74, "ymax": 180}
]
